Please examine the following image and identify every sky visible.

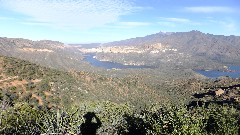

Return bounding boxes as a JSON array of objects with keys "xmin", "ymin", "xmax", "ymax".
[{"xmin": 0, "ymin": 0, "xmax": 239, "ymax": 43}]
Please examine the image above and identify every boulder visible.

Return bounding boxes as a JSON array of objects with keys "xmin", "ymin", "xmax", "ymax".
[
  {"xmin": 233, "ymin": 97, "xmax": 239, "ymax": 102},
  {"xmin": 214, "ymin": 89, "xmax": 224, "ymax": 96}
]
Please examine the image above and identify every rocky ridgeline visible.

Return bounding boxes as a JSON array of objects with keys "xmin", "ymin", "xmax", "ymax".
[
  {"xmin": 0, "ymin": 37, "xmax": 64, "ymax": 48},
  {"xmin": 189, "ymin": 84, "xmax": 240, "ymax": 109},
  {"xmin": 0, "ymin": 37, "xmax": 87, "ymax": 71}
]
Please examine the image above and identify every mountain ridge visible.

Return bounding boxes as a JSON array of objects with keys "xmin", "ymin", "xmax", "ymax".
[
  {"xmin": 100, "ymin": 30, "xmax": 240, "ymax": 65},
  {"xmin": 0, "ymin": 30, "xmax": 240, "ymax": 73}
]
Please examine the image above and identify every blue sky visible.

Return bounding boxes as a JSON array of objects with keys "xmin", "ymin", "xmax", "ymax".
[{"xmin": 0, "ymin": 0, "xmax": 239, "ymax": 43}]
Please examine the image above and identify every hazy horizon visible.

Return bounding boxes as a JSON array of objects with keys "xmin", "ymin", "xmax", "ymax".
[{"xmin": 0, "ymin": 0, "xmax": 239, "ymax": 43}]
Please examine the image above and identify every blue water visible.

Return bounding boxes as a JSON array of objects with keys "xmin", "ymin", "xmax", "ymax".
[
  {"xmin": 196, "ymin": 66, "xmax": 240, "ymax": 78},
  {"xmin": 84, "ymin": 54, "xmax": 240, "ymax": 78},
  {"xmin": 228, "ymin": 66, "xmax": 240, "ymax": 71},
  {"xmin": 84, "ymin": 54, "xmax": 153, "ymax": 69}
]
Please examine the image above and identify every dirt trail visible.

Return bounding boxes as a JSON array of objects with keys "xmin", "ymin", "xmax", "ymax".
[
  {"xmin": 0, "ymin": 76, "xmax": 18, "ymax": 83},
  {"xmin": 44, "ymin": 91, "xmax": 52, "ymax": 96},
  {"xmin": 0, "ymin": 57, "xmax": 45, "ymax": 106},
  {"xmin": 32, "ymin": 79, "xmax": 42, "ymax": 83}
]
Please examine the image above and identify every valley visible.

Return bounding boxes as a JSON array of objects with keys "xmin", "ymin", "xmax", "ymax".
[
  {"xmin": 0, "ymin": 31, "xmax": 240, "ymax": 134},
  {"xmin": 1, "ymin": 31, "xmax": 240, "ymax": 106}
]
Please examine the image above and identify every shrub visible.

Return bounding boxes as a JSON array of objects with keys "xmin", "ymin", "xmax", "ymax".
[{"xmin": 0, "ymin": 103, "xmax": 44, "ymax": 134}]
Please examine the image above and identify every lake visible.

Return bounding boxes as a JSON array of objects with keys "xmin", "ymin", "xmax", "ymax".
[
  {"xmin": 84, "ymin": 54, "xmax": 153, "ymax": 69},
  {"xmin": 84, "ymin": 54, "xmax": 240, "ymax": 78},
  {"xmin": 196, "ymin": 66, "xmax": 240, "ymax": 78}
]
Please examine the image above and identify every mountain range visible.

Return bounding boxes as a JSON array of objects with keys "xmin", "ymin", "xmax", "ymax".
[
  {"xmin": 102, "ymin": 30, "xmax": 240, "ymax": 65},
  {"xmin": 0, "ymin": 31, "xmax": 240, "ymax": 72}
]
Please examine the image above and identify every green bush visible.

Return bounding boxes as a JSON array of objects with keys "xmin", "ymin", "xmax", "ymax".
[
  {"xmin": 40, "ymin": 101, "xmax": 132, "ymax": 134},
  {"xmin": 0, "ymin": 103, "xmax": 44, "ymax": 135},
  {"xmin": 0, "ymin": 101, "xmax": 239, "ymax": 134},
  {"xmin": 117, "ymin": 104, "xmax": 240, "ymax": 135}
]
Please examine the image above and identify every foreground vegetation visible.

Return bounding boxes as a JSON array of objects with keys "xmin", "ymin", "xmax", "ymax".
[{"xmin": 0, "ymin": 99, "xmax": 239, "ymax": 134}]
